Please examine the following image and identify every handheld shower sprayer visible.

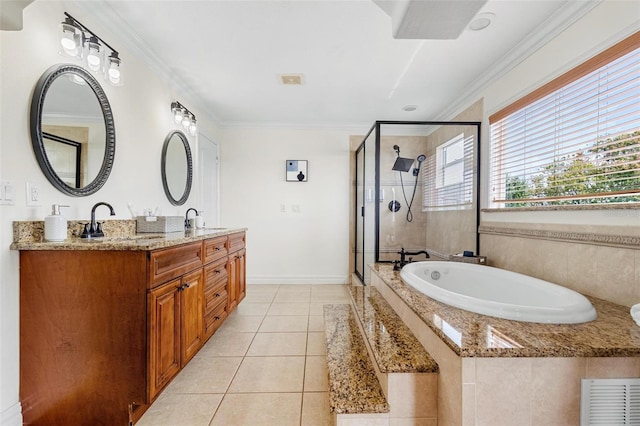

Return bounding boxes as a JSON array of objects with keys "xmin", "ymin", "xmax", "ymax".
[{"xmin": 393, "ymin": 145, "xmax": 400, "ymax": 156}]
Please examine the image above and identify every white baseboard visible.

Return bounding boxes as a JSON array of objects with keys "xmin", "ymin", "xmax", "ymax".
[
  {"xmin": 0, "ymin": 402, "xmax": 22, "ymax": 426},
  {"xmin": 247, "ymin": 275, "xmax": 349, "ymax": 285}
]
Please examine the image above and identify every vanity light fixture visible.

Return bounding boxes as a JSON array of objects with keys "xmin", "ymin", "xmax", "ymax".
[
  {"xmin": 58, "ymin": 12, "xmax": 123, "ymax": 86},
  {"xmin": 171, "ymin": 101, "xmax": 197, "ymax": 136}
]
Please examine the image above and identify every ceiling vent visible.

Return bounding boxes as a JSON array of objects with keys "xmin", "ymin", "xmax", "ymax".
[{"xmin": 280, "ymin": 74, "xmax": 304, "ymax": 85}]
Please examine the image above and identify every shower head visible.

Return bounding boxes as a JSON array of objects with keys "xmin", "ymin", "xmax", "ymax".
[
  {"xmin": 393, "ymin": 145, "xmax": 400, "ymax": 156},
  {"xmin": 417, "ymin": 154, "xmax": 426, "ymax": 163},
  {"xmin": 392, "ymin": 156, "xmax": 414, "ymax": 172}
]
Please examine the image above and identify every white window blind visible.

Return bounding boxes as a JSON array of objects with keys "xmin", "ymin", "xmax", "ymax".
[
  {"xmin": 423, "ymin": 132, "xmax": 474, "ymax": 210},
  {"xmin": 490, "ymin": 34, "xmax": 640, "ymax": 208}
]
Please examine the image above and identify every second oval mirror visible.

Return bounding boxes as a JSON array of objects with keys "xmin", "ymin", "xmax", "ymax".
[{"xmin": 161, "ymin": 130, "xmax": 193, "ymax": 206}]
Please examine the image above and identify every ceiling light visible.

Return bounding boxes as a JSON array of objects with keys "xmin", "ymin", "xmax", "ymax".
[
  {"xmin": 59, "ymin": 17, "xmax": 81, "ymax": 57},
  {"xmin": 468, "ymin": 12, "xmax": 495, "ymax": 31},
  {"xmin": 107, "ymin": 52, "xmax": 122, "ymax": 85},
  {"xmin": 402, "ymin": 105, "xmax": 418, "ymax": 112}
]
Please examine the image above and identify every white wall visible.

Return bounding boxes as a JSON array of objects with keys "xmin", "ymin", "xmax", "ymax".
[
  {"xmin": 220, "ymin": 126, "xmax": 353, "ymax": 284},
  {"xmin": 0, "ymin": 2, "xmax": 220, "ymax": 422}
]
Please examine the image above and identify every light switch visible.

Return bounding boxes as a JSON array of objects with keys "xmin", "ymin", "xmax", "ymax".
[
  {"xmin": 292, "ymin": 204, "xmax": 300, "ymax": 213},
  {"xmin": 280, "ymin": 204, "xmax": 287, "ymax": 213},
  {"xmin": 0, "ymin": 180, "xmax": 15, "ymax": 205}
]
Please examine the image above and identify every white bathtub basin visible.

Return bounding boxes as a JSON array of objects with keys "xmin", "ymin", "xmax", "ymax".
[{"xmin": 400, "ymin": 261, "xmax": 597, "ymax": 324}]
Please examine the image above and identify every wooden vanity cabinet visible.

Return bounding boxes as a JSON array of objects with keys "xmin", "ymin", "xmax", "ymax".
[{"xmin": 18, "ymin": 232, "xmax": 246, "ymax": 425}]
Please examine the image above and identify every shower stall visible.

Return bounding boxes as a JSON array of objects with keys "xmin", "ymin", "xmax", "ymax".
[{"xmin": 354, "ymin": 121, "xmax": 481, "ymax": 284}]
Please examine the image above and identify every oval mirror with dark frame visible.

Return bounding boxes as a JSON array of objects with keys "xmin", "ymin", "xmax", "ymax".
[
  {"xmin": 30, "ymin": 63, "xmax": 116, "ymax": 196},
  {"xmin": 161, "ymin": 130, "xmax": 193, "ymax": 206}
]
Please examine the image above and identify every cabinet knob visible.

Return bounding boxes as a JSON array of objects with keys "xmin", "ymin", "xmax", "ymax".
[
  {"xmin": 215, "ymin": 246, "xmax": 221, "ymax": 251},
  {"xmin": 184, "ymin": 282, "xmax": 190, "ymax": 288},
  {"xmin": 215, "ymin": 293, "xmax": 221, "ymax": 298},
  {"xmin": 215, "ymin": 269, "xmax": 221, "ymax": 275},
  {"xmin": 214, "ymin": 316, "xmax": 220, "ymax": 321}
]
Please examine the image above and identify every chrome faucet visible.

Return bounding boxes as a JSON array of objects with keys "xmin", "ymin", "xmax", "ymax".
[
  {"xmin": 184, "ymin": 208, "xmax": 199, "ymax": 229},
  {"xmin": 393, "ymin": 247, "xmax": 430, "ymax": 270},
  {"xmin": 81, "ymin": 202, "xmax": 116, "ymax": 238}
]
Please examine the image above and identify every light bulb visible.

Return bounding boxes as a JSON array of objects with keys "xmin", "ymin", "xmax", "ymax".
[
  {"xmin": 59, "ymin": 19, "xmax": 81, "ymax": 57},
  {"xmin": 182, "ymin": 114, "xmax": 192, "ymax": 128},
  {"xmin": 189, "ymin": 122, "xmax": 197, "ymax": 136},
  {"xmin": 107, "ymin": 53, "xmax": 121, "ymax": 85},
  {"xmin": 173, "ymin": 107, "xmax": 184, "ymax": 124},
  {"xmin": 85, "ymin": 37, "xmax": 102, "ymax": 72}
]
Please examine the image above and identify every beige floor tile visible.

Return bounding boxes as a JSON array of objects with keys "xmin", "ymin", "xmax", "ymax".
[
  {"xmin": 228, "ymin": 356, "xmax": 305, "ymax": 393},
  {"xmin": 138, "ymin": 392, "xmax": 223, "ymax": 426},
  {"xmin": 268, "ymin": 303, "xmax": 311, "ymax": 316},
  {"xmin": 278, "ymin": 284, "xmax": 312, "ymax": 293},
  {"xmin": 196, "ymin": 332, "xmax": 255, "ymax": 357},
  {"xmin": 235, "ymin": 302, "xmax": 270, "ymax": 316},
  {"xmin": 307, "ymin": 332, "xmax": 327, "ymax": 356},
  {"xmin": 308, "ymin": 315, "xmax": 325, "ymax": 332},
  {"xmin": 304, "ymin": 356, "xmax": 329, "ymax": 392},
  {"xmin": 310, "ymin": 294, "xmax": 351, "ymax": 303},
  {"xmin": 215, "ymin": 313, "xmax": 264, "ymax": 333},
  {"xmin": 247, "ymin": 332, "xmax": 308, "ymax": 356},
  {"xmin": 247, "ymin": 284, "xmax": 281, "ymax": 292},
  {"xmin": 274, "ymin": 292, "xmax": 312, "ymax": 303},
  {"xmin": 311, "ymin": 284, "xmax": 348, "ymax": 294},
  {"xmin": 211, "ymin": 393, "xmax": 302, "ymax": 426},
  {"xmin": 310, "ymin": 303, "xmax": 328, "ymax": 316},
  {"xmin": 302, "ymin": 392, "xmax": 333, "ymax": 426},
  {"xmin": 242, "ymin": 292, "xmax": 276, "ymax": 303},
  {"xmin": 164, "ymin": 356, "xmax": 242, "ymax": 394},
  {"xmin": 259, "ymin": 315, "xmax": 309, "ymax": 332}
]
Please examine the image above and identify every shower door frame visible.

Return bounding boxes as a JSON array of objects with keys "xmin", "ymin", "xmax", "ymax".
[{"xmin": 354, "ymin": 120, "xmax": 482, "ymax": 280}]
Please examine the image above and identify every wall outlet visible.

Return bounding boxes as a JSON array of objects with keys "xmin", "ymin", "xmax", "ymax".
[
  {"xmin": 0, "ymin": 180, "xmax": 15, "ymax": 205},
  {"xmin": 292, "ymin": 204, "xmax": 301, "ymax": 213},
  {"xmin": 26, "ymin": 182, "xmax": 41, "ymax": 206}
]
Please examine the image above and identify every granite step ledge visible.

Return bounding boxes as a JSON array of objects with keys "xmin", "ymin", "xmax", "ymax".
[
  {"xmin": 349, "ymin": 285, "xmax": 439, "ymax": 423},
  {"xmin": 323, "ymin": 304, "xmax": 390, "ymax": 424}
]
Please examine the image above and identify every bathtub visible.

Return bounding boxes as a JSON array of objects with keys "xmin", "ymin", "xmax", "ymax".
[{"xmin": 400, "ymin": 261, "xmax": 597, "ymax": 324}]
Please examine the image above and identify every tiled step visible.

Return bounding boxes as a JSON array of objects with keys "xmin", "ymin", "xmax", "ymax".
[
  {"xmin": 349, "ymin": 285, "xmax": 439, "ymax": 422},
  {"xmin": 323, "ymin": 304, "xmax": 390, "ymax": 424}
]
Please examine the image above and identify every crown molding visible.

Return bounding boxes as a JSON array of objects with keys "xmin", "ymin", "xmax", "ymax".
[
  {"xmin": 435, "ymin": 0, "xmax": 602, "ymax": 121},
  {"xmin": 70, "ymin": 0, "xmax": 222, "ymax": 126}
]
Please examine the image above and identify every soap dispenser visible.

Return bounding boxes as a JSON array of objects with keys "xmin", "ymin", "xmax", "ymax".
[{"xmin": 45, "ymin": 204, "xmax": 69, "ymax": 242}]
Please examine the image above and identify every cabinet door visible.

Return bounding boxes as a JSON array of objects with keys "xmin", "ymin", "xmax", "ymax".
[
  {"xmin": 227, "ymin": 254, "xmax": 238, "ymax": 312},
  {"xmin": 181, "ymin": 268, "xmax": 204, "ymax": 365},
  {"xmin": 149, "ymin": 279, "xmax": 182, "ymax": 400},
  {"xmin": 237, "ymin": 249, "xmax": 246, "ymax": 304}
]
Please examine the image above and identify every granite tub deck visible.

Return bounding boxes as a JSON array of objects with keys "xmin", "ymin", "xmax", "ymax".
[
  {"xmin": 323, "ymin": 304, "xmax": 389, "ymax": 421},
  {"xmin": 371, "ymin": 263, "xmax": 640, "ymax": 358},
  {"xmin": 11, "ymin": 219, "xmax": 246, "ymax": 251},
  {"xmin": 370, "ymin": 263, "xmax": 640, "ymax": 426}
]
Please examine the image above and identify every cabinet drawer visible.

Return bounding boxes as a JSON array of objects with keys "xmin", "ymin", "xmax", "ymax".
[
  {"xmin": 228, "ymin": 232, "xmax": 246, "ymax": 253},
  {"xmin": 204, "ymin": 258, "xmax": 228, "ymax": 285},
  {"xmin": 204, "ymin": 301, "xmax": 228, "ymax": 335},
  {"xmin": 204, "ymin": 280, "xmax": 227, "ymax": 313},
  {"xmin": 203, "ymin": 236, "xmax": 228, "ymax": 264},
  {"xmin": 149, "ymin": 242, "xmax": 203, "ymax": 287}
]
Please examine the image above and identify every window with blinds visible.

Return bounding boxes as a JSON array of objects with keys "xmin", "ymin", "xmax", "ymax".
[
  {"xmin": 423, "ymin": 132, "xmax": 474, "ymax": 211},
  {"xmin": 489, "ymin": 32, "xmax": 640, "ymax": 208}
]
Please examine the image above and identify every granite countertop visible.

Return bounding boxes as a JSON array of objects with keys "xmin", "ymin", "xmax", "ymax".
[
  {"xmin": 10, "ymin": 220, "xmax": 246, "ymax": 251},
  {"xmin": 371, "ymin": 263, "xmax": 640, "ymax": 358}
]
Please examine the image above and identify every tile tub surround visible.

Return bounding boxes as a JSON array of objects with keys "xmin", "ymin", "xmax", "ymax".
[
  {"xmin": 371, "ymin": 263, "xmax": 640, "ymax": 358},
  {"xmin": 11, "ymin": 220, "xmax": 247, "ymax": 251},
  {"xmin": 371, "ymin": 264, "xmax": 640, "ymax": 426}
]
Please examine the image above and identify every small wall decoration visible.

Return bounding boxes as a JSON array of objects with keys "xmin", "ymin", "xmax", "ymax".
[{"xmin": 286, "ymin": 160, "xmax": 308, "ymax": 182}]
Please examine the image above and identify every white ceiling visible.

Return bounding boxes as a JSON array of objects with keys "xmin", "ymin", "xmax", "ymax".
[{"xmin": 81, "ymin": 0, "xmax": 598, "ymax": 128}]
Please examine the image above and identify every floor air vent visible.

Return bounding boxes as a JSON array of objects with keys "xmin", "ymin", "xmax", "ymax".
[{"xmin": 581, "ymin": 378, "xmax": 640, "ymax": 425}]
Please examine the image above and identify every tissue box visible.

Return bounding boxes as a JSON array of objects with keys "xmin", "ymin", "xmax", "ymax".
[{"xmin": 136, "ymin": 216, "xmax": 184, "ymax": 233}]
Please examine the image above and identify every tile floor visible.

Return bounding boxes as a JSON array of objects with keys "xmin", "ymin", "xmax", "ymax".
[{"xmin": 138, "ymin": 284, "xmax": 351, "ymax": 426}]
